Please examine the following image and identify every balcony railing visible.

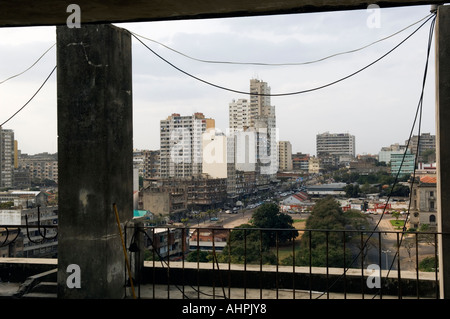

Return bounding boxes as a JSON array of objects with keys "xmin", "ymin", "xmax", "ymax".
[
  {"xmin": 126, "ymin": 224, "xmax": 442, "ymax": 300},
  {"xmin": 0, "ymin": 222, "xmax": 444, "ymax": 299}
]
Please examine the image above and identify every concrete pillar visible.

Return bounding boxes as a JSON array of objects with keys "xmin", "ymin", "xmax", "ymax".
[
  {"xmin": 56, "ymin": 24, "xmax": 133, "ymax": 298},
  {"xmin": 436, "ymin": 5, "xmax": 450, "ymax": 300}
]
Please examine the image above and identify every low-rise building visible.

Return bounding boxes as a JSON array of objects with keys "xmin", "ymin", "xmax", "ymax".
[
  {"xmin": 280, "ymin": 191, "xmax": 314, "ymax": 213},
  {"xmin": 147, "ymin": 227, "xmax": 189, "ymax": 260},
  {"xmin": 189, "ymin": 227, "xmax": 229, "ymax": 251},
  {"xmin": 0, "ymin": 190, "xmax": 48, "ymax": 207},
  {"xmin": 306, "ymin": 183, "xmax": 347, "ymax": 197},
  {"xmin": 139, "ymin": 175, "xmax": 227, "ymax": 218},
  {"xmin": 410, "ymin": 175, "xmax": 437, "ymax": 230}
]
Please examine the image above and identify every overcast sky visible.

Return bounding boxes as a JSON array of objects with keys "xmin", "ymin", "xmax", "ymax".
[{"xmin": 0, "ymin": 4, "xmax": 437, "ymax": 157}]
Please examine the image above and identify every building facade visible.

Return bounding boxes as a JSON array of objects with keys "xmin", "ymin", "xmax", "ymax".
[
  {"xmin": 406, "ymin": 133, "xmax": 436, "ymax": 162},
  {"xmin": 229, "ymin": 99, "xmax": 251, "ymax": 130},
  {"xmin": 390, "ymin": 151, "xmax": 416, "ymax": 177},
  {"xmin": 378, "ymin": 143, "xmax": 408, "ymax": 164},
  {"xmin": 18, "ymin": 152, "xmax": 58, "ymax": 184},
  {"xmin": 292, "ymin": 152, "xmax": 310, "ymax": 172},
  {"xmin": 278, "ymin": 141, "xmax": 293, "ymax": 171},
  {"xmin": 160, "ymin": 112, "xmax": 214, "ymax": 178},
  {"xmin": 316, "ymin": 132, "xmax": 355, "ymax": 161},
  {"xmin": 410, "ymin": 176, "xmax": 437, "ymax": 230},
  {"xmin": 0, "ymin": 127, "xmax": 15, "ymax": 188}
]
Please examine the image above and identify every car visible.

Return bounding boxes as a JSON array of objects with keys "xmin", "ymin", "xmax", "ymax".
[{"xmin": 210, "ymin": 217, "xmax": 219, "ymax": 221}]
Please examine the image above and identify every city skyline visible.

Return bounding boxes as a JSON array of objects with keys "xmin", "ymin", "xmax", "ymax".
[{"xmin": 0, "ymin": 5, "xmax": 436, "ymax": 157}]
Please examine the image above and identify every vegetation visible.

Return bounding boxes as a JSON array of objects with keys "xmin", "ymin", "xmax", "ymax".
[
  {"xmin": 334, "ymin": 170, "xmax": 410, "ymax": 197},
  {"xmin": 215, "ymin": 203, "xmax": 297, "ymax": 264},
  {"xmin": 0, "ymin": 201, "xmax": 14, "ymax": 209},
  {"xmin": 419, "ymin": 256, "xmax": 438, "ymax": 272},
  {"xmin": 280, "ymin": 196, "xmax": 369, "ymax": 268},
  {"xmin": 187, "ymin": 197, "xmax": 371, "ymax": 269}
]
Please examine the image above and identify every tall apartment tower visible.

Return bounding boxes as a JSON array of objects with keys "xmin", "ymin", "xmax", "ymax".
[
  {"xmin": 250, "ymin": 78, "xmax": 275, "ymax": 123},
  {"xmin": 229, "ymin": 99, "xmax": 251, "ymax": 130},
  {"xmin": 278, "ymin": 141, "xmax": 293, "ymax": 171},
  {"xmin": 228, "ymin": 79, "xmax": 278, "ymax": 179},
  {"xmin": 159, "ymin": 112, "xmax": 214, "ymax": 178},
  {"xmin": 0, "ymin": 127, "xmax": 15, "ymax": 188},
  {"xmin": 316, "ymin": 132, "xmax": 355, "ymax": 159}
]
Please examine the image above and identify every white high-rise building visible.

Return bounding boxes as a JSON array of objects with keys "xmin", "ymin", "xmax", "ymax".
[
  {"xmin": 229, "ymin": 99, "xmax": 251, "ymax": 130},
  {"xmin": 228, "ymin": 79, "xmax": 278, "ymax": 180},
  {"xmin": 0, "ymin": 127, "xmax": 15, "ymax": 188},
  {"xmin": 159, "ymin": 112, "xmax": 214, "ymax": 178}
]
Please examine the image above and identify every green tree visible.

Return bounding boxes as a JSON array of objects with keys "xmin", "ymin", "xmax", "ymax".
[
  {"xmin": 344, "ymin": 184, "xmax": 359, "ymax": 197},
  {"xmin": 252, "ymin": 202, "xmax": 298, "ymax": 244},
  {"xmin": 216, "ymin": 224, "xmax": 277, "ymax": 264},
  {"xmin": 288, "ymin": 196, "xmax": 367, "ymax": 268}
]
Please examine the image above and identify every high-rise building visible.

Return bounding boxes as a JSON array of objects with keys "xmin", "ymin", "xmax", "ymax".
[
  {"xmin": 229, "ymin": 99, "xmax": 251, "ymax": 131},
  {"xmin": 159, "ymin": 112, "xmax": 214, "ymax": 178},
  {"xmin": 228, "ymin": 79, "xmax": 278, "ymax": 191},
  {"xmin": 406, "ymin": 133, "xmax": 436, "ymax": 162},
  {"xmin": 316, "ymin": 132, "xmax": 355, "ymax": 159},
  {"xmin": 278, "ymin": 141, "xmax": 293, "ymax": 171},
  {"xmin": 0, "ymin": 127, "xmax": 15, "ymax": 188},
  {"xmin": 249, "ymin": 78, "xmax": 275, "ymax": 123},
  {"xmin": 378, "ymin": 143, "xmax": 408, "ymax": 164}
]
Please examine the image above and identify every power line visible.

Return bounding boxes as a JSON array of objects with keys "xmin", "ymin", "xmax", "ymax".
[
  {"xmin": 0, "ymin": 65, "xmax": 57, "ymax": 127},
  {"xmin": 131, "ymin": 13, "xmax": 433, "ymax": 67},
  {"xmin": 131, "ymin": 13, "xmax": 435, "ymax": 97},
  {"xmin": 0, "ymin": 43, "xmax": 56, "ymax": 85}
]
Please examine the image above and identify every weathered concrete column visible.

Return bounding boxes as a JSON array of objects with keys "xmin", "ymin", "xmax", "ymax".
[
  {"xmin": 56, "ymin": 24, "xmax": 133, "ymax": 298},
  {"xmin": 436, "ymin": 5, "xmax": 450, "ymax": 299}
]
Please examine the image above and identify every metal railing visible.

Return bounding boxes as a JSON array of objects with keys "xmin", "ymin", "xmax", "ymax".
[{"xmin": 126, "ymin": 224, "xmax": 443, "ymax": 300}]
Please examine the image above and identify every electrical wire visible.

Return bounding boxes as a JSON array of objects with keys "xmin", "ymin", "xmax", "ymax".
[
  {"xmin": 0, "ymin": 43, "xmax": 56, "ymax": 85},
  {"xmin": 131, "ymin": 13, "xmax": 435, "ymax": 97},
  {"xmin": 0, "ymin": 65, "xmax": 57, "ymax": 127},
  {"xmin": 130, "ymin": 13, "xmax": 433, "ymax": 67}
]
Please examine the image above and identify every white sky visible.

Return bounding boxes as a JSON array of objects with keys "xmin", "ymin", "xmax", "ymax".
[{"xmin": 0, "ymin": 5, "xmax": 437, "ymax": 157}]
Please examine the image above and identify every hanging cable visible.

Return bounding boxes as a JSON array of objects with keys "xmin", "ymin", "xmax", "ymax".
[
  {"xmin": 131, "ymin": 13, "xmax": 435, "ymax": 97},
  {"xmin": 0, "ymin": 43, "xmax": 56, "ymax": 85},
  {"xmin": 130, "ymin": 13, "xmax": 432, "ymax": 67},
  {"xmin": 0, "ymin": 65, "xmax": 57, "ymax": 127}
]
